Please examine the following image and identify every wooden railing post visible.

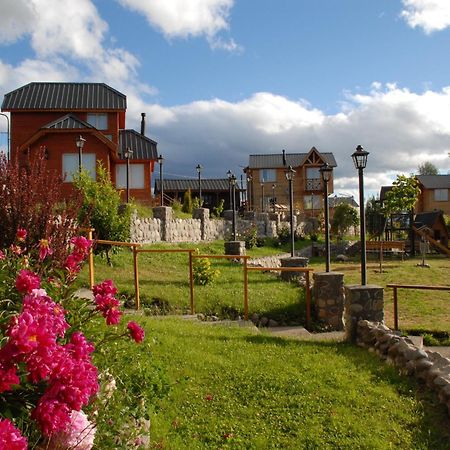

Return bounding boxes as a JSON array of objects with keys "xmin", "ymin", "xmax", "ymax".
[
  {"xmin": 244, "ymin": 258, "xmax": 249, "ymax": 321},
  {"xmin": 305, "ymin": 270, "xmax": 311, "ymax": 329},
  {"xmin": 133, "ymin": 245, "xmax": 140, "ymax": 310},
  {"xmin": 393, "ymin": 287, "xmax": 398, "ymax": 331},
  {"xmin": 87, "ymin": 229, "xmax": 95, "ymax": 289},
  {"xmin": 189, "ymin": 250, "xmax": 195, "ymax": 315}
]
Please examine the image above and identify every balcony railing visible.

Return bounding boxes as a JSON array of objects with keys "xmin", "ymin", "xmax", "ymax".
[{"xmin": 305, "ymin": 178, "xmax": 322, "ymax": 191}]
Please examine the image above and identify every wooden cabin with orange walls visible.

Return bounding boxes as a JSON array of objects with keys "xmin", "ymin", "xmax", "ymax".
[{"xmin": 1, "ymin": 82, "xmax": 158, "ymax": 203}]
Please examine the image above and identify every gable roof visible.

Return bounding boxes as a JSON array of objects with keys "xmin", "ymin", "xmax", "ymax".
[
  {"xmin": 2, "ymin": 82, "xmax": 126, "ymax": 111},
  {"xmin": 329, "ymin": 196, "xmax": 358, "ymax": 208},
  {"xmin": 155, "ymin": 178, "xmax": 238, "ymax": 193},
  {"xmin": 119, "ymin": 129, "xmax": 157, "ymax": 160},
  {"xmin": 416, "ymin": 174, "xmax": 450, "ymax": 189},
  {"xmin": 248, "ymin": 148, "xmax": 337, "ymax": 169},
  {"xmin": 380, "ymin": 185, "xmax": 393, "ymax": 202},
  {"xmin": 43, "ymin": 114, "xmax": 95, "ymax": 130}
]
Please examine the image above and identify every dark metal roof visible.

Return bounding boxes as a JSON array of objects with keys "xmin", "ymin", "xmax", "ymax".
[
  {"xmin": 414, "ymin": 211, "xmax": 446, "ymax": 228},
  {"xmin": 416, "ymin": 174, "xmax": 450, "ymax": 189},
  {"xmin": 2, "ymin": 82, "xmax": 126, "ymax": 111},
  {"xmin": 119, "ymin": 129, "xmax": 157, "ymax": 160},
  {"xmin": 155, "ymin": 178, "xmax": 237, "ymax": 193},
  {"xmin": 43, "ymin": 114, "xmax": 94, "ymax": 130},
  {"xmin": 248, "ymin": 151, "xmax": 337, "ymax": 169},
  {"xmin": 380, "ymin": 186, "xmax": 393, "ymax": 201}
]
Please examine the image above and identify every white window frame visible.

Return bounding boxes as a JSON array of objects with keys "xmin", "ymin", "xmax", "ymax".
[
  {"xmin": 259, "ymin": 169, "xmax": 276, "ymax": 183},
  {"xmin": 87, "ymin": 113, "xmax": 108, "ymax": 130},
  {"xmin": 434, "ymin": 189, "xmax": 448, "ymax": 201},
  {"xmin": 303, "ymin": 194, "xmax": 321, "ymax": 210},
  {"xmin": 116, "ymin": 164, "xmax": 145, "ymax": 189},
  {"xmin": 62, "ymin": 153, "xmax": 97, "ymax": 182}
]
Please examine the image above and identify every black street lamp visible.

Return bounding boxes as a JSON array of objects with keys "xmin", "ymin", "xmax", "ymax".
[
  {"xmin": 285, "ymin": 165, "xmax": 296, "ymax": 257},
  {"xmin": 196, "ymin": 164, "xmax": 203, "ymax": 205},
  {"xmin": 75, "ymin": 135, "xmax": 86, "ymax": 172},
  {"xmin": 246, "ymin": 174, "xmax": 252, "ymax": 211},
  {"xmin": 352, "ymin": 145, "xmax": 370, "ymax": 285},
  {"xmin": 157, "ymin": 154, "xmax": 164, "ymax": 206},
  {"xmin": 260, "ymin": 182, "xmax": 265, "ymax": 212},
  {"xmin": 230, "ymin": 173, "xmax": 237, "ymax": 240},
  {"xmin": 124, "ymin": 147, "xmax": 133, "ymax": 203},
  {"xmin": 320, "ymin": 163, "xmax": 333, "ymax": 272},
  {"xmin": 227, "ymin": 170, "xmax": 232, "ymax": 209},
  {"xmin": 272, "ymin": 184, "xmax": 276, "ymax": 213}
]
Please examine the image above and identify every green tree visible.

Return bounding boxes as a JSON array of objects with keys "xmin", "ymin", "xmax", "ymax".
[
  {"xmin": 366, "ymin": 196, "xmax": 386, "ymax": 238},
  {"xmin": 74, "ymin": 164, "xmax": 131, "ymax": 264},
  {"xmin": 182, "ymin": 189, "xmax": 193, "ymax": 213},
  {"xmin": 330, "ymin": 203, "xmax": 359, "ymax": 240},
  {"xmin": 417, "ymin": 162, "xmax": 438, "ymax": 175},
  {"xmin": 383, "ymin": 175, "xmax": 420, "ymax": 215}
]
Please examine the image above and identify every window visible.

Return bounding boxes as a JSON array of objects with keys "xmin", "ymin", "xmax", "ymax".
[
  {"xmin": 305, "ymin": 167, "xmax": 321, "ymax": 190},
  {"xmin": 87, "ymin": 113, "xmax": 108, "ymax": 130},
  {"xmin": 303, "ymin": 194, "xmax": 321, "ymax": 210},
  {"xmin": 434, "ymin": 189, "xmax": 448, "ymax": 201},
  {"xmin": 259, "ymin": 169, "xmax": 276, "ymax": 182},
  {"xmin": 116, "ymin": 164, "xmax": 145, "ymax": 189},
  {"xmin": 306, "ymin": 167, "xmax": 320, "ymax": 179},
  {"xmin": 62, "ymin": 154, "xmax": 96, "ymax": 182}
]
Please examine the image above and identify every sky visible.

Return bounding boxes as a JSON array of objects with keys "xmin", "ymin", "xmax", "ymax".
[{"xmin": 1, "ymin": 0, "xmax": 450, "ymax": 200}]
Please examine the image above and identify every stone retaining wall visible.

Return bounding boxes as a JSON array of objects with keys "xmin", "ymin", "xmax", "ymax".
[{"xmin": 357, "ymin": 320, "xmax": 450, "ymax": 416}]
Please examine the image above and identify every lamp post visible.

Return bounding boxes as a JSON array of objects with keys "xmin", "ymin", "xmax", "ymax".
[
  {"xmin": 285, "ymin": 165, "xmax": 296, "ymax": 257},
  {"xmin": 196, "ymin": 164, "xmax": 203, "ymax": 205},
  {"xmin": 351, "ymin": 145, "xmax": 369, "ymax": 285},
  {"xmin": 227, "ymin": 170, "xmax": 232, "ymax": 209},
  {"xmin": 246, "ymin": 175, "xmax": 252, "ymax": 211},
  {"xmin": 272, "ymin": 184, "xmax": 276, "ymax": 213},
  {"xmin": 0, "ymin": 113, "xmax": 10, "ymax": 161},
  {"xmin": 75, "ymin": 135, "xmax": 86, "ymax": 172},
  {"xmin": 157, "ymin": 154, "xmax": 164, "ymax": 206},
  {"xmin": 124, "ymin": 147, "xmax": 133, "ymax": 203},
  {"xmin": 320, "ymin": 163, "xmax": 333, "ymax": 272},
  {"xmin": 260, "ymin": 182, "xmax": 265, "ymax": 212},
  {"xmin": 230, "ymin": 174, "xmax": 237, "ymax": 240}
]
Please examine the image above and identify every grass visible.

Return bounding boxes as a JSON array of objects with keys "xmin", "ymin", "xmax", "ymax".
[{"xmin": 136, "ymin": 317, "xmax": 450, "ymax": 449}]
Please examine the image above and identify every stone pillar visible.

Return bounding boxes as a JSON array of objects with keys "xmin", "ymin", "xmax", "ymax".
[
  {"xmin": 313, "ymin": 272, "xmax": 344, "ymax": 330},
  {"xmin": 224, "ymin": 241, "xmax": 246, "ymax": 256},
  {"xmin": 152, "ymin": 206, "xmax": 173, "ymax": 241},
  {"xmin": 280, "ymin": 256, "xmax": 308, "ymax": 282},
  {"xmin": 344, "ymin": 285, "xmax": 384, "ymax": 342},
  {"xmin": 193, "ymin": 207, "xmax": 209, "ymax": 240}
]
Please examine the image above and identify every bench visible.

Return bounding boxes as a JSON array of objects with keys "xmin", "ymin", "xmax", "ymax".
[{"xmin": 366, "ymin": 241, "xmax": 406, "ymax": 260}]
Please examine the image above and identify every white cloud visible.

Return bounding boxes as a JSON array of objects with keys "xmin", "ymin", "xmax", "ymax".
[
  {"xmin": 0, "ymin": 0, "xmax": 35, "ymax": 44},
  {"xmin": 401, "ymin": 0, "xmax": 450, "ymax": 33}
]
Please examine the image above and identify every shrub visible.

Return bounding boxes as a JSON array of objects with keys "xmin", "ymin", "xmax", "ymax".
[
  {"xmin": 243, "ymin": 225, "xmax": 258, "ymax": 249},
  {"xmin": 0, "ymin": 149, "xmax": 80, "ymax": 268},
  {"xmin": 212, "ymin": 199, "xmax": 225, "ymax": 218},
  {"xmin": 74, "ymin": 164, "xmax": 131, "ymax": 264},
  {"xmin": 182, "ymin": 189, "xmax": 193, "ymax": 213},
  {"xmin": 193, "ymin": 250, "xmax": 219, "ymax": 285}
]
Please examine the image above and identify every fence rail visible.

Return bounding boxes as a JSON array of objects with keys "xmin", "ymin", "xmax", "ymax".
[{"xmin": 386, "ymin": 283, "xmax": 450, "ymax": 331}]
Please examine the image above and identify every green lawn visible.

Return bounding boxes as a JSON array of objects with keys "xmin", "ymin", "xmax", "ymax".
[{"xmin": 138, "ymin": 317, "xmax": 450, "ymax": 449}]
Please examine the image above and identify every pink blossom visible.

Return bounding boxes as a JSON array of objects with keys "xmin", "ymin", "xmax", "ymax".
[
  {"xmin": 48, "ymin": 410, "xmax": 96, "ymax": 450},
  {"xmin": 70, "ymin": 236, "xmax": 92, "ymax": 255},
  {"xmin": 94, "ymin": 294, "xmax": 122, "ymax": 325},
  {"xmin": 0, "ymin": 249, "xmax": 5, "ymax": 260},
  {"xmin": 0, "ymin": 419, "xmax": 28, "ymax": 450},
  {"xmin": 32, "ymin": 398, "xmax": 72, "ymax": 436},
  {"xmin": 39, "ymin": 238, "xmax": 53, "ymax": 261},
  {"xmin": 10, "ymin": 244, "xmax": 22, "ymax": 255},
  {"xmin": 64, "ymin": 252, "xmax": 84, "ymax": 273},
  {"xmin": 15, "ymin": 269, "xmax": 41, "ymax": 294},
  {"xmin": 0, "ymin": 362, "xmax": 19, "ymax": 393},
  {"xmin": 92, "ymin": 279, "xmax": 117, "ymax": 297},
  {"xmin": 127, "ymin": 321, "xmax": 145, "ymax": 343},
  {"xmin": 16, "ymin": 228, "xmax": 27, "ymax": 242}
]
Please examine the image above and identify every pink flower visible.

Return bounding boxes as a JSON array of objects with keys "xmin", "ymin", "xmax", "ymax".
[
  {"xmin": 0, "ymin": 418, "xmax": 28, "ymax": 450},
  {"xmin": 0, "ymin": 362, "xmax": 19, "ymax": 393},
  {"xmin": 92, "ymin": 279, "xmax": 117, "ymax": 298},
  {"xmin": 0, "ymin": 249, "xmax": 5, "ymax": 260},
  {"xmin": 10, "ymin": 244, "xmax": 22, "ymax": 255},
  {"xmin": 39, "ymin": 238, "xmax": 53, "ymax": 261},
  {"xmin": 15, "ymin": 269, "xmax": 41, "ymax": 294},
  {"xmin": 94, "ymin": 294, "xmax": 122, "ymax": 325},
  {"xmin": 127, "ymin": 321, "xmax": 145, "ymax": 343},
  {"xmin": 70, "ymin": 236, "xmax": 92, "ymax": 255},
  {"xmin": 16, "ymin": 228, "xmax": 27, "ymax": 242},
  {"xmin": 48, "ymin": 410, "xmax": 96, "ymax": 450},
  {"xmin": 32, "ymin": 399, "xmax": 72, "ymax": 436}
]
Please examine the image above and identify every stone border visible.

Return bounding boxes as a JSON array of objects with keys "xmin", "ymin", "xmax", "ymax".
[{"xmin": 357, "ymin": 320, "xmax": 450, "ymax": 415}]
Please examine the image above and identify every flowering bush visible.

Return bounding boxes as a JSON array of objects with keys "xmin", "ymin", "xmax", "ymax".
[{"xmin": 0, "ymin": 230, "xmax": 146, "ymax": 448}]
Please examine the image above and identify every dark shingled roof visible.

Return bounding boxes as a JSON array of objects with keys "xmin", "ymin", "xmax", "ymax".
[
  {"xmin": 155, "ymin": 178, "xmax": 237, "ymax": 193},
  {"xmin": 416, "ymin": 174, "xmax": 450, "ymax": 189},
  {"xmin": 2, "ymin": 82, "xmax": 126, "ymax": 111},
  {"xmin": 119, "ymin": 130, "xmax": 157, "ymax": 160},
  {"xmin": 249, "ymin": 152, "xmax": 337, "ymax": 169},
  {"xmin": 43, "ymin": 114, "xmax": 94, "ymax": 130},
  {"xmin": 380, "ymin": 186, "xmax": 393, "ymax": 201}
]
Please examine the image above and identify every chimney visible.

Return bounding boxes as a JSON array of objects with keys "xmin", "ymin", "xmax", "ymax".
[
  {"xmin": 282, "ymin": 149, "xmax": 287, "ymax": 166},
  {"xmin": 140, "ymin": 112, "xmax": 146, "ymax": 136}
]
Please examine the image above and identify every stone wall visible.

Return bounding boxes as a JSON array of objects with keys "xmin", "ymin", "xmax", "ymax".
[{"xmin": 357, "ymin": 320, "xmax": 450, "ymax": 416}]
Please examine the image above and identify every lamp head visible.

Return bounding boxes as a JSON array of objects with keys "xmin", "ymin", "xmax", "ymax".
[
  {"xmin": 75, "ymin": 135, "xmax": 86, "ymax": 150},
  {"xmin": 351, "ymin": 145, "xmax": 369, "ymax": 170},
  {"xmin": 319, "ymin": 163, "xmax": 333, "ymax": 182},
  {"xmin": 284, "ymin": 165, "xmax": 296, "ymax": 181}
]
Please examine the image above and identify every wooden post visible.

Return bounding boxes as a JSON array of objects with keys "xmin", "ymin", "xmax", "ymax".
[
  {"xmin": 189, "ymin": 250, "xmax": 194, "ymax": 315},
  {"xmin": 87, "ymin": 229, "xmax": 95, "ymax": 289},
  {"xmin": 393, "ymin": 286, "xmax": 398, "ymax": 331},
  {"xmin": 133, "ymin": 245, "xmax": 140, "ymax": 310},
  {"xmin": 244, "ymin": 258, "xmax": 249, "ymax": 321},
  {"xmin": 379, "ymin": 241, "xmax": 383, "ymax": 274},
  {"xmin": 305, "ymin": 270, "xmax": 311, "ymax": 329}
]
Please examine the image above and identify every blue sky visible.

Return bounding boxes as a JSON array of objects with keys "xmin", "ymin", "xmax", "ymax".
[{"xmin": 1, "ymin": 0, "xmax": 450, "ymax": 199}]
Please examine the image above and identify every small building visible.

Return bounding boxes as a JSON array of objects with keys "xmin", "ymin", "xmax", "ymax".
[
  {"xmin": 413, "ymin": 211, "xmax": 449, "ymax": 248},
  {"xmin": 416, "ymin": 174, "xmax": 450, "ymax": 215},
  {"xmin": 245, "ymin": 147, "xmax": 337, "ymax": 216},
  {"xmin": 1, "ymin": 82, "xmax": 158, "ymax": 203},
  {"xmin": 154, "ymin": 178, "xmax": 240, "ymax": 211}
]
